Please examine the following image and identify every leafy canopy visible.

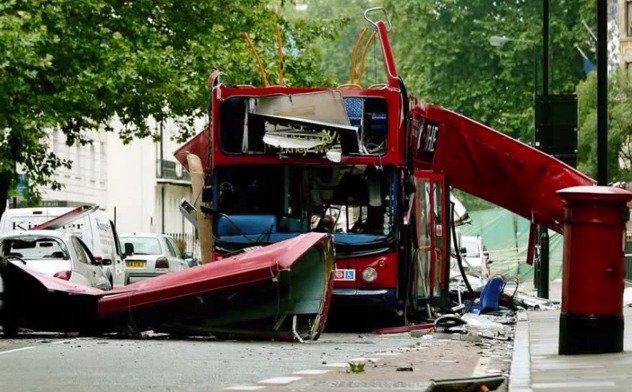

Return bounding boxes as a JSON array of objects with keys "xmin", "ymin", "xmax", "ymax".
[
  {"xmin": 577, "ymin": 70, "xmax": 632, "ymax": 183},
  {"xmin": 288, "ymin": 0, "xmax": 601, "ymax": 209},
  {"xmin": 0, "ymin": 0, "xmax": 336, "ymax": 205},
  {"xmin": 383, "ymin": 0, "xmax": 593, "ymax": 143}
]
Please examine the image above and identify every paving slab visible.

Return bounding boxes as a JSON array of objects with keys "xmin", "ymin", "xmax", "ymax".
[{"xmin": 509, "ymin": 307, "xmax": 632, "ymax": 392}]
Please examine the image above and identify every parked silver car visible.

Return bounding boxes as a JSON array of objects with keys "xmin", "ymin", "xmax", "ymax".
[
  {"xmin": 120, "ymin": 233, "xmax": 190, "ymax": 284},
  {"xmin": 0, "ymin": 230, "xmax": 112, "ymax": 290}
]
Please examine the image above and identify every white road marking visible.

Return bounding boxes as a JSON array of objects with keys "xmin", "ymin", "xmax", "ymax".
[
  {"xmin": 322, "ymin": 362, "xmax": 350, "ymax": 368},
  {"xmin": 293, "ymin": 369, "xmax": 330, "ymax": 375},
  {"xmin": 0, "ymin": 346, "xmax": 34, "ymax": 356},
  {"xmin": 349, "ymin": 357, "xmax": 380, "ymax": 362},
  {"xmin": 50, "ymin": 339, "xmax": 79, "ymax": 345},
  {"xmin": 472, "ymin": 356, "xmax": 488, "ymax": 377},
  {"xmin": 532, "ymin": 381, "xmax": 616, "ymax": 388},
  {"xmin": 258, "ymin": 376, "xmax": 302, "ymax": 385},
  {"xmin": 223, "ymin": 386, "xmax": 265, "ymax": 391}
]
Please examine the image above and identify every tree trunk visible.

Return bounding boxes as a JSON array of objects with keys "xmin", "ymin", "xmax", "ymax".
[{"xmin": 0, "ymin": 170, "xmax": 13, "ymax": 220}]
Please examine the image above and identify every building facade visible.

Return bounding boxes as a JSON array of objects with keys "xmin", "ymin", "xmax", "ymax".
[
  {"xmin": 38, "ymin": 119, "xmax": 198, "ymax": 255},
  {"xmin": 39, "ymin": 129, "xmax": 109, "ymax": 209},
  {"xmin": 620, "ymin": 0, "xmax": 632, "ymax": 72}
]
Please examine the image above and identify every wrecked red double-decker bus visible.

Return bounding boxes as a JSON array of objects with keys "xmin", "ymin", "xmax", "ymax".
[
  {"xmin": 204, "ymin": 88, "xmax": 436, "ymax": 319},
  {"xmin": 176, "ymin": 37, "xmax": 445, "ymax": 320},
  {"xmin": 175, "ymin": 9, "xmax": 593, "ymax": 322},
  {"xmin": 0, "ymin": 9, "xmax": 596, "ymax": 339}
]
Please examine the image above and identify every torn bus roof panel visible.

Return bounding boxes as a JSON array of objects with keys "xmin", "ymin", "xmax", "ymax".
[
  {"xmin": 5, "ymin": 260, "xmax": 106, "ymax": 296},
  {"xmin": 1, "ymin": 233, "xmax": 334, "ymax": 341},
  {"xmin": 30, "ymin": 204, "xmax": 100, "ymax": 231},
  {"xmin": 417, "ymin": 104, "xmax": 594, "ymax": 232},
  {"xmin": 254, "ymin": 91, "xmax": 351, "ymax": 126},
  {"xmin": 0, "ymin": 260, "xmax": 104, "ymax": 333},
  {"xmin": 97, "ymin": 233, "xmax": 335, "ymax": 341}
]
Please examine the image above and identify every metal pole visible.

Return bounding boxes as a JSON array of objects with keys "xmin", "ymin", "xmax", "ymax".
[
  {"xmin": 537, "ymin": 227, "xmax": 550, "ymax": 298},
  {"xmin": 597, "ymin": 0, "xmax": 608, "ymax": 185},
  {"xmin": 542, "ymin": 0, "xmax": 549, "ymax": 97},
  {"xmin": 533, "ymin": 44, "xmax": 538, "ymax": 97},
  {"xmin": 160, "ymin": 121, "xmax": 165, "ymax": 234},
  {"xmin": 535, "ymin": 0, "xmax": 550, "ymax": 298},
  {"xmin": 161, "ymin": 184, "xmax": 165, "ymax": 234}
]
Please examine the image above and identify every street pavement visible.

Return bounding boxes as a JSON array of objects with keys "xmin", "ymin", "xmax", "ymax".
[{"xmin": 509, "ymin": 278, "xmax": 632, "ymax": 392}]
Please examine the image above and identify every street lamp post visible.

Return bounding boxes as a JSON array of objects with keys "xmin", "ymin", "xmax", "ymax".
[{"xmin": 489, "ymin": 35, "xmax": 550, "ymax": 298}]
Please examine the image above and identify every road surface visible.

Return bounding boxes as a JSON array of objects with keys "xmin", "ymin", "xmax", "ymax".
[{"xmin": 0, "ymin": 329, "xmax": 511, "ymax": 391}]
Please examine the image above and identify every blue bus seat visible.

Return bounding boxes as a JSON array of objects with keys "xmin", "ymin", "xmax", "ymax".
[{"xmin": 468, "ymin": 276, "xmax": 506, "ymax": 315}]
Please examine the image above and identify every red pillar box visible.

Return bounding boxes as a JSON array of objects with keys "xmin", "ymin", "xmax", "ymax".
[{"xmin": 557, "ymin": 186, "xmax": 632, "ymax": 354}]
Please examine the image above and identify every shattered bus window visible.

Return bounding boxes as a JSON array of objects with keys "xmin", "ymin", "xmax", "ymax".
[
  {"xmin": 213, "ymin": 165, "xmax": 395, "ymax": 254},
  {"xmin": 218, "ymin": 94, "xmax": 387, "ymax": 157}
]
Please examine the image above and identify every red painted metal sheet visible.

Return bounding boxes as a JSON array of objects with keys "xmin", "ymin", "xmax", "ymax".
[
  {"xmin": 173, "ymin": 127, "xmax": 209, "ymax": 172},
  {"xmin": 373, "ymin": 323, "xmax": 434, "ymax": 335},
  {"xmin": 6, "ymin": 261, "xmax": 105, "ymax": 296},
  {"xmin": 428, "ymin": 180, "xmax": 436, "ymax": 291},
  {"xmin": 98, "ymin": 232, "xmax": 330, "ymax": 316},
  {"xmin": 374, "ymin": 20, "xmax": 399, "ymax": 89},
  {"xmin": 0, "ymin": 261, "xmax": 104, "ymax": 333},
  {"xmin": 30, "ymin": 204, "xmax": 99, "ymax": 231},
  {"xmin": 416, "ymin": 104, "xmax": 594, "ymax": 232}
]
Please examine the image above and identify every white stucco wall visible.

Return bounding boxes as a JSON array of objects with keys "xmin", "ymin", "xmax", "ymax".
[
  {"xmin": 40, "ymin": 129, "xmax": 109, "ymax": 209},
  {"xmin": 106, "ymin": 118, "xmax": 197, "ymax": 238},
  {"xmin": 106, "ymin": 128, "xmax": 157, "ymax": 233},
  {"xmin": 31, "ymin": 117, "xmax": 200, "ymax": 249}
]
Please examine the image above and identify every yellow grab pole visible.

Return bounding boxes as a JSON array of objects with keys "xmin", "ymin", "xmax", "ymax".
[
  {"xmin": 348, "ymin": 27, "xmax": 368, "ymax": 84},
  {"xmin": 275, "ymin": 24, "xmax": 284, "ymax": 85},
  {"xmin": 356, "ymin": 30, "xmax": 377, "ymax": 86},
  {"xmin": 243, "ymin": 32, "xmax": 270, "ymax": 87}
]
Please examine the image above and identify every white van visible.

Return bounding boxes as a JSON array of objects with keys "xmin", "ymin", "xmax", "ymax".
[
  {"xmin": 0, "ymin": 206, "xmax": 126, "ymax": 287},
  {"xmin": 460, "ymin": 235, "xmax": 491, "ymax": 278}
]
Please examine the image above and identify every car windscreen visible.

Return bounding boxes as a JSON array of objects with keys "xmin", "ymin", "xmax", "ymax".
[
  {"xmin": 0, "ymin": 237, "xmax": 69, "ymax": 260},
  {"xmin": 121, "ymin": 237, "xmax": 162, "ymax": 255}
]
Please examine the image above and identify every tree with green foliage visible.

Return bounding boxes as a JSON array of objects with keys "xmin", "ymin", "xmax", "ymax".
[
  {"xmin": 284, "ymin": 1, "xmax": 604, "ymax": 210},
  {"xmin": 576, "ymin": 70, "xmax": 632, "ymax": 182},
  {"xmin": 283, "ymin": 0, "xmax": 384, "ymax": 87},
  {"xmin": 382, "ymin": 0, "xmax": 594, "ymax": 144},
  {"xmin": 0, "ymin": 0, "xmax": 335, "ymax": 218}
]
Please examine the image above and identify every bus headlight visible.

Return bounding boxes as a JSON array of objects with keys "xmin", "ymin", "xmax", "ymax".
[{"xmin": 361, "ymin": 267, "xmax": 378, "ymax": 283}]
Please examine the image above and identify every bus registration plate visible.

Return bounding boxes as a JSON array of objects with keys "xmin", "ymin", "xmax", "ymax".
[{"xmin": 334, "ymin": 269, "xmax": 355, "ymax": 281}]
